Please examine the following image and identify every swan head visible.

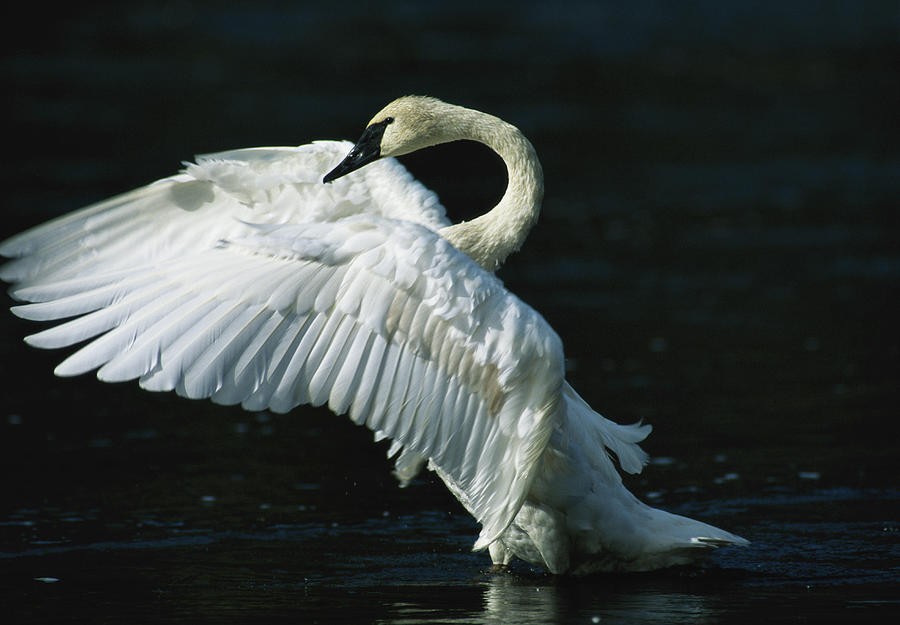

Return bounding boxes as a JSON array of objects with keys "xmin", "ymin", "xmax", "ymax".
[{"xmin": 323, "ymin": 96, "xmax": 457, "ymax": 183}]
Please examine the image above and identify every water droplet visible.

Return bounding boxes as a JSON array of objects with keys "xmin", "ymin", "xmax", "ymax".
[{"xmin": 714, "ymin": 472, "xmax": 740, "ymax": 484}]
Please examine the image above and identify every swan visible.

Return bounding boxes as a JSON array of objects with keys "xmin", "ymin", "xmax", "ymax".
[{"xmin": 0, "ymin": 96, "xmax": 747, "ymax": 574}]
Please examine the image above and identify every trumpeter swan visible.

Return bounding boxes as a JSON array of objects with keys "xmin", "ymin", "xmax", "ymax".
[{"xmin": 0, "ymin": 96, "xmax": 746, "ymax": 574}]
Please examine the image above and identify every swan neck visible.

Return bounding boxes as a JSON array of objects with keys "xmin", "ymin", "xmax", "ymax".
[{"xmin": 439, "ymin": 108, "xmax": 543, "ymax": 271}]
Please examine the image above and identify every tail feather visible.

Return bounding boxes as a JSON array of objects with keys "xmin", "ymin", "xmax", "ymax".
[
  {"xmin": 567, "ymin": 496, "xmax": 749, "ymax": 574},
  {"xmin": 552, "ymin": 382, "xmax": 748, "ymax": 573},
  {"xmin": 563, "ymin": 383, "xmax": 651, "ymax": 475}
]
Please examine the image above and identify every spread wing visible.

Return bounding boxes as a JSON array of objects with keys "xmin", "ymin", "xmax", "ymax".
[
  {"xmin": 0, "ymin": 141, "xmax": 448, "ymax": 289},
  {"xmin": 0, "ymin": 142, "xmax": 565, "ymax": 549}
]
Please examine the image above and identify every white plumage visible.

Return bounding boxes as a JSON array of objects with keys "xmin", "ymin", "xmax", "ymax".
[{"xmin": 1, "ymin": 96, "xmax": 746, "ymax": 573}]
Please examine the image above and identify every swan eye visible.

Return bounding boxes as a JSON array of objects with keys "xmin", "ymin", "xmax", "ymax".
[{"xmin": 384, "ymin": 116, "xmax": 394, "ymax": 124}]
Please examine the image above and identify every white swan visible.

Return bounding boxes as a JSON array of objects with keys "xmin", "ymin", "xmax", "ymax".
[{"xmin": 0, "ymin": 96, "xmax": 747, "ymax": 574}]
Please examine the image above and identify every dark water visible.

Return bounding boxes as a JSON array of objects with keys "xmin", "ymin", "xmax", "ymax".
[{"xmin": 1, "ymin": 2, "xmax": 898, "ymax": 623}]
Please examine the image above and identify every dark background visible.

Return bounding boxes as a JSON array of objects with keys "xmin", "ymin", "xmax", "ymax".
[{"xmin": 1, "ymin": 2, "xmax": 898, "ymax": 623}]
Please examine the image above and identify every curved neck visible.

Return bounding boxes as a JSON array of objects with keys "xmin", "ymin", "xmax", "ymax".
[{"xmin": 437, "ymin": 108, "xmax": 544, "ymax": 271}]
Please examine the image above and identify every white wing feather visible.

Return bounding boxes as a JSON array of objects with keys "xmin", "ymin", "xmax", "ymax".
[{"xmin": 0, "ymin": 142, "xmax": 565, "ymax": 549}]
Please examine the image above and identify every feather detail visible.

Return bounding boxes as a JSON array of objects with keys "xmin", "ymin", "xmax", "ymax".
[{"xmin": 1, "ymin": 146, "xmax": 565, "ymax": 543}]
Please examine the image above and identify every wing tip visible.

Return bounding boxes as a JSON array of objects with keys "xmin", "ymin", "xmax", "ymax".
[
  {"xmin": 472, "ymin": 515, "xmax": 514, "ymax": 552},
  {"xmin": 472, "ymin": 532, "xmax": 496, "ymax": 552}
]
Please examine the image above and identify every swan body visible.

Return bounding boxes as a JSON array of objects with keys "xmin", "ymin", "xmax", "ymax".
[{"xmin": 0, "ymin": 96, "xmax": 746, "ymax": 574}]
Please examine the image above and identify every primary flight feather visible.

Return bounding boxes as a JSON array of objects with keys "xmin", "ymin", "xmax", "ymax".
[{"xmin": 1, "ymin": 96, "xmax": 746, "ymax": 573}]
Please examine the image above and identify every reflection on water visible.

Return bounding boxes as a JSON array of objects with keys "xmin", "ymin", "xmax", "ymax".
[
  {"xmin": 2, "ymin": 0, "xmax": 898, "ymax": 623},
  {"xmin": 481, "ymin": 578, "xmax": 564, "ymax": 625}
]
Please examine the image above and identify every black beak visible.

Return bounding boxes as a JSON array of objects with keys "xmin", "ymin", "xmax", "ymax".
[{"xmin": 323, "ymin": 118, "xmax": 392, "ymax": 183}]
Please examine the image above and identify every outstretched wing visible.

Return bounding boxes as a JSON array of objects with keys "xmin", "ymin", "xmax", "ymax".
[
  {"xmin": 0, "ymin": 144, "xmax": 564, "ymax": 549},
  {"xmin": 0, "ymin": 141, "xmax": 448, "ymax": 290}
]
